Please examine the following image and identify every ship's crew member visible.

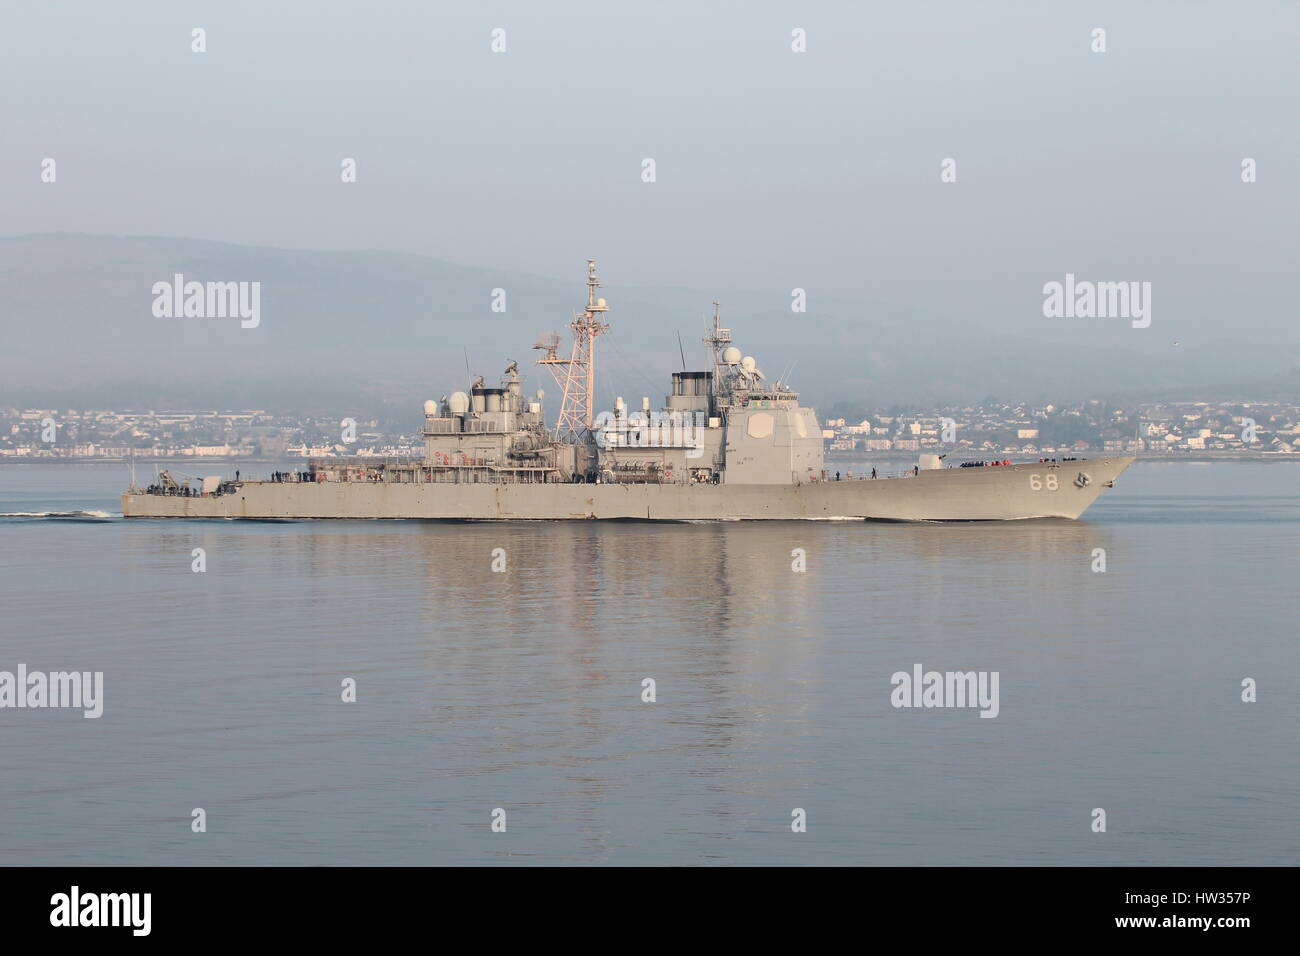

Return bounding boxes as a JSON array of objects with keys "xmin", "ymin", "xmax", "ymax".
[
  {"xmin": 235, "ymin": 471, "xmax": 240, "ymax": 482},
  {"xmin": 836, "ymin": 472, "xmax": 840, "ymax": 481},
  {"xmin": 871, "ymin": 468, "xmax": 877, "ymax": 479},
  {"xmin": 913, "ymin": 465, "xmax": 919, "ymax": 476}
]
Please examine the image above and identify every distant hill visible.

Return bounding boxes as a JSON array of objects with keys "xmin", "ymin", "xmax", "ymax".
[{"xmin": 3, "ymin": 234, "xmax": 1298, "ymax": 418}]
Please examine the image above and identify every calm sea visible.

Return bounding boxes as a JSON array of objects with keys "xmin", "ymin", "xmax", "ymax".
[{"xmin": 0, "ymin": 461, "xmax": 1295, "ymax": 866}]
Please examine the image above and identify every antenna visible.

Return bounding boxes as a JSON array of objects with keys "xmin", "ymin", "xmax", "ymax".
[
  {"xmin": 777, "ymin": 360, "xmax": 797, "ymax": 390},
  {"xmin": 677, "ymin": 331, "xmax": 687, "ymax": 370}
]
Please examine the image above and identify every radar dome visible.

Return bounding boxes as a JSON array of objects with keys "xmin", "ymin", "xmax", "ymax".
[
  {"xmin": 422, "ymin": 400, "xmax": 437, "ymax": 416},
  {"xmin": 741, "ymin": 355, "xmax": 757, "ymax": 372},
  {"xmin": 722, "ymin": 347, "xmax": 742, "ymax": 365},
  {"xmin": 448, "ymin": 391, "xmax": 471, "ymax": 415}
]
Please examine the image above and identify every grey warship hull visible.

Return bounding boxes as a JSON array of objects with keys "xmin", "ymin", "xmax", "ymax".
[{"xmin": 122, "ymin": 457, "xmax": 1133, "ymax": 521}]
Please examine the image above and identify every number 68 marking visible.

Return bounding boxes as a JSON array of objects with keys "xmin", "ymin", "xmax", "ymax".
[{"xmin": 1029, "ymin": 473, "xmax": 1058, "ymax": 491}]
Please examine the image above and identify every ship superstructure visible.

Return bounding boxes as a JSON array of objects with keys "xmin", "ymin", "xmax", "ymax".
[{"xmin": 122, "ymin": 261, "xmax": 1133, "ymax": 520}]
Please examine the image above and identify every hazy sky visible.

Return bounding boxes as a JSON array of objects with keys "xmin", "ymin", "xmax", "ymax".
[{"xmin": 3, "ymin": 0, "xmax": 1298, "ymax": 350}]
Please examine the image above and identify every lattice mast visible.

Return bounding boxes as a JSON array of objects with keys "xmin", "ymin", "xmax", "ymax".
[
  {"xmin": 704, "ymin": 300, "xmax": 731, "ymax": 406},
  {"xmin": 704, "ymin": 300, "xmax": 731, "ymax": 379},
  {"xmin": 534, "ymin": 259, "xmax": 610, "ymax": 439}
]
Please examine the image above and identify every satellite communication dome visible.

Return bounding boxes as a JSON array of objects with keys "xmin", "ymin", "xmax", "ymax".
[
  {"xmin": 448, "ymin": 391, "xmax": 471, "ymax": 415},
  {"xmin": 422, "ymin": 400, "xmax": 437, "ymax": 416},
  {"xmin": 722, "ymin": 347, "xmax": 742, "ymax": 365},
  {"xmin": 741, "ymin": 355, "xmax": 757, "ymax": 372}
]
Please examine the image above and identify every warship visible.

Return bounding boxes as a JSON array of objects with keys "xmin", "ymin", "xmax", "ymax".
[{"xmin": 122, "ymin": 261, "xmax": 1133, "ymax": 521}]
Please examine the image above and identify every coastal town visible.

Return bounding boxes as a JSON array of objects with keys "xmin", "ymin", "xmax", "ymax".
[
  {"xmin": 819, "ymin": 400, "xmax": 1300, "ymax": 458},
  {"xmin": 1, "ymin": 400, "xmax": 1297, "ymax": 461}
]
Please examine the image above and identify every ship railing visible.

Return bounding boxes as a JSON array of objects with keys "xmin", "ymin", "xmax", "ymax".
[
  {"xmin": 824, "ymin": 468, "xmax": 920, "ymax": 481},
  {"xmin": 326, "ymin": 463, "xmax": 564, "ymax": 485},
  {"xmin": 306, "ymin": 455, "xmax": 421, "ymax": 469}
]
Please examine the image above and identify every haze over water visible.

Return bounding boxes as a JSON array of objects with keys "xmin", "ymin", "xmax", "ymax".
[{"xmin": 0, "ymin": 461, "xmax": 1295, "ymax": 865}]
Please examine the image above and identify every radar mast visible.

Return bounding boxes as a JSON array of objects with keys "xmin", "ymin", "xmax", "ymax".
[
  {"xmin": 535, "ymin": 259, "xmax": 610, "ymax": 439},
  {"xmin": 704, "ymin": 300, "xmax": 731, "ymax": 402}
]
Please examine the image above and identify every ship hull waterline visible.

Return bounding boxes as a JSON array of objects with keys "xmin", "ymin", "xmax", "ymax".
[{"xmin": 122, "ymin": 457, "xmax": 1134, "ymax": 521}]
